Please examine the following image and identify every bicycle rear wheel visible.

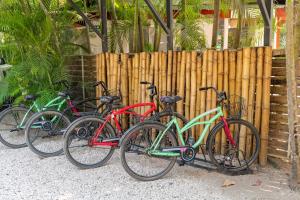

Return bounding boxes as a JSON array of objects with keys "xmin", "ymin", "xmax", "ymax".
[
  {"xmin": 63, "ymin": 116, "xmax": 116, "ymax": 169},
  {"xmin": 207, "ymin": 119, "xmax": 260, "ymax": 172},
  {"xmin": 0, "ymin": 107, "xmax": 33, "ymax": 148},
  {"xmin": 25, "ymin": 110, "xmax": 71, "ymax": 157},
  {"xmin": 120, "ymin": 121, "xmax": 178, "ymax": 181}
]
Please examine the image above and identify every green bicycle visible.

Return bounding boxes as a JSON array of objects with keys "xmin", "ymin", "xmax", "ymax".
[
  {"xmin": 0, "ymin": 80, "xmax": 100, "ymax": 149},
  {"xmin": 120, "ymin": 87, "xmax": 260, "ymax": 181}
]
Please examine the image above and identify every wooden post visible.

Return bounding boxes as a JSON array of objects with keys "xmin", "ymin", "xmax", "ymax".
[
  {"xmin": 239, "ymin": 47, "xmax": 251, "ymax": 155},
  {"xmin": 235, "ymin": 50, "xmax": 243, "ymax": 97},
  {"xmin": 199, "ymin": 51, "xmax": 208, "ymax": 136},
  {"xmin": 190, "ymin": 51, "xmax": 197, "ymax": 138},
  {"xmin": 185, "ymin": 52, "xmax": 191, "ymax": 119},
  {"xmin": 259, "ymin": 46, "xmax": 272, "ymax": 166},
  {"xmin": 121, "ymin": 53, "xmax": 129, "ymax": 128},
  {"xmin": 228, "ymin": 50, "xmax": 237, "ymax": 97},
  {"xmin": 172, "ymin": 51, "xmax": 177, "ymax": 95},
  {"xmin": 205, "ymin": 50, "xmax": 214, "ymax": 142},
  {"xmin": 196, "ymin": 55, "xmax": 202, "ymax": 138},
  {"xmin": 216, "ymin": 50, "xmax": 224, "ymax": 152},
  {"xmin": 246, "ymin": 48, "xmax": 257, "ymax": 158},
  {"xmin": 177, "ymin": 51, "xmax": 186, "ymax": 115},
  {"xmin": 167, "ymin": 51, "xmax": 173, "ymax": 93},
  {"xmin": 128, "ymin": 55, "xmax": 133, "ymax": 105},
  {"xmin": 222, "ymin": 50, "xmax": 229, "ymax": 154}
]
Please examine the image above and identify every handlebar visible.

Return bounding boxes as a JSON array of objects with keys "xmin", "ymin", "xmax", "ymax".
[
  {"xmin": 140, "ymin": 81, "xmax": 157, "ymax": 98},
  {"xmin": 94, "ymin": 81, "xmax": 110, "ymax": 95},
  {"xmin": 199, "ymin": 87, "xmax": 227, "ymax": 103}
]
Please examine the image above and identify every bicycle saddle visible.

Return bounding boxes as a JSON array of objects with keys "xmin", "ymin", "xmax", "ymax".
[
  {"xmin": 160, "ymin": 96, "xmax": 182, "ymax": 104},
  {"xmin": 100, "ymin": 96, "xmax": 121, "ymax": 103},
  {"xmin": 58, "ymin": 91, "xmax": 70, "ymax": 98},
  {"xmin": 25, "ymin": 94, "xmax": 40, "ymax": 101}
]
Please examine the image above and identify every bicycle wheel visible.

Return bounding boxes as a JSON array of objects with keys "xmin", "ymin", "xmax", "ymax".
[
  {"xmin": 63, "ymin": 116, "xmax": 116, "ymax": 169},
  {"xmin": 0, "ymin": 106, "xmax": 33, "ymax": 148},
  {"xmin": 25, "ymin": 110, "xmax": 71, "ymax": 157},
  {"xmin": 120, "ymin": 121, "xmax": 178, "ymax": 181},
  {"xmin": 207, "ymin": 119, "xmax": 260, "ymax": 172},
  {"xmin": 151, "ymin": 111, "xmax": 191, "ymax": 143}
]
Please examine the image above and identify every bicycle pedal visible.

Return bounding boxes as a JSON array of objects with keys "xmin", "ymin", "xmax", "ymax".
[{"xmin": 178, "ymin": 160, "xmax": 185, "ymax": 166}]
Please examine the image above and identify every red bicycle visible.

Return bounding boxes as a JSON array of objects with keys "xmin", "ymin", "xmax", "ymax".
[{"xmin": 63, "ymin": 81, "xmax": 190, "ymax": 169}]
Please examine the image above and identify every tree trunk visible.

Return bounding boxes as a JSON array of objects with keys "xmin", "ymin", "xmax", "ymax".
[
  {"xmin": 233, "ymin": 11, "xmax": 242, "ymax": 49},
  {"xmin": 211, "ymin": 0, "xmax": 220, "ymax": 48},
  {"xmin": 285, "ymin": 0, "xmax": 300, "ymax": 190},
  {"xmin": 110, "ymin": 0, "xmax": 124, "ymax": 52},
  {"xmin": 133, "ymin": 0, "xmax": 139, "ymax": 52},
  {"xmin": 153, "ymin": 23, "xmax": 161, "ymax": 51}
]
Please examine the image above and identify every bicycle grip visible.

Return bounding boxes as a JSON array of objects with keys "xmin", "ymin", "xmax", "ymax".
[{"xmin": 140, "ymin": 81, "xmax": 150, "ymax": 85}]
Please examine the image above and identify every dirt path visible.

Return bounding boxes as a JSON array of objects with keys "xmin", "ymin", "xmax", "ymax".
[{"xmin": 0, "ymin": 145, "xmax": 299, "ymax": 200}]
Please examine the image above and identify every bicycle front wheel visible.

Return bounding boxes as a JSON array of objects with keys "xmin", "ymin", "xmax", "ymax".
[
  {"xmin": 0, "ymin": 106, "xmax": 34, "ymax": 148},
  {"xmin": 120, "ymin": 121, "xmax": 178, "ymax": 181},
  {"xmin": 25, "ymin": 110, "xmax": 71, "ymax": 157},
  {"xmin": 207, "ymin": 119, "xmax": 260, "ymax": 172},
  {"xmin": 63, "ymin": 116, "xmax": 116, "ymax": 169}
]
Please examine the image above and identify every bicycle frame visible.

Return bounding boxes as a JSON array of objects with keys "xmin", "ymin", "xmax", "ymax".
[
  {"xmin": 90, "ymin": 102, "xmax": 157, "ymax": 147},
  {"xmin": 149, "ymin": 106, "xmax": 236, "ymax": 157},
  {"xmin": 18, "ymin": 96, "xmax": 73, "ymax": 129}
]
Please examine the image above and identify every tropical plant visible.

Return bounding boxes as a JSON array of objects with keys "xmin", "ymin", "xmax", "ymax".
[{"xmin": 0, "ymin": 0, "xmax": 83, "ymax": 104}]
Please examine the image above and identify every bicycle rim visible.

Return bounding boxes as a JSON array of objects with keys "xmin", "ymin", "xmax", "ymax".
[{"xmin": 121, "ymin": 123, "xmax": 177, "ymax": 181}]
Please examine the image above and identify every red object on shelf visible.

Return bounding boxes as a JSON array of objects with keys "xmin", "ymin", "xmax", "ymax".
[{"xmin": 200, "ymin": 9, "xmax": 231, "ymax": 18}]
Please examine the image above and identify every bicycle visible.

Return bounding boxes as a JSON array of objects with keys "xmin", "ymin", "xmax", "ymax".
[
  {"xmin": 120, "ymin": 87, "xmax": 260, "ymax": 181},
  {"xmin": 0, "ymin": 80, "xmax": 109, "ymax": 149},
  {"xmin": 23, "ymin": 81, "xmax": 123, "ymax": 157},
  {"xmin": 63, "ymin": 81, "xmax": 190, "ymax": 169}
]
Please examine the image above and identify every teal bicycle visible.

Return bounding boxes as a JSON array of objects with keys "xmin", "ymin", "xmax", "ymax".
[
  {"xmin": 0, "ymin": 80, "xmax": 103, "ymax": 149},
  {"xmin": 120, "ymin": 87, "xmax": 260, "ymax": 181}
]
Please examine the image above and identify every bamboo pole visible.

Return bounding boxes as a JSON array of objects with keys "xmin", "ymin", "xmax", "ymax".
[
  {"xmin": 172, "ymin": 51, "xmax": 177, "ymax": 95},
  {"xmin": 167, "ymin": 51, "xmax": 172, "ymax": 93},
  {"xmin": 216, "ymin": 51, "xmax": 224, "ymax": 152},
  {"xmin": 154, "ymin": 52, "xmax": 159, "ymax": 102},
  {"xmin": 140, "ymin": 52, "xmax": 146, "ymax": 113},
  {"xmin": 222, "ymin": 50, "xmax": 229, "ymax": 154},
  {"xmin": 228, "ymin": 50, "xmax": 237, "ymax": 97},
  {"xmin": 176, "ymin": 52, "xmax": 182, "ymax": 94},
  {"xmin": 112, "ymin": 53, "xmax": 118, "ymax": 90},
  {"xmin": 235, "ymin": 49, "xmax": 243, "ymax": 97},
  {"xmin": 96, "ymin": 54, "xmax": 100, "ymax": 100},
  {"xmin": 205, "ymin": 50, "xmax": 214, "ymax": 143},
  {"xmin": 101, "ymin": 53, "xmax": 107, "ymax": 89},
  {"xmin": 177, "ymin": 51, "xmax": 186, "ymax": 115},
  {"xmin": 128, "ymin": 55, "xmax": 133, "ymax": 105},
  {"xmin": 254, "ymin": 48, "xmax": 264, "ymax": 131},
  {"xmin": 185, "ymin": 52, "xmax": 191, "ymax": 119},
  {"xmin": 190, "ymin": 51, "xmax": 197, "ymax": 138},
  {"xmin": 259, "ymin": 46, "xmax": 272, "ymax": 166},
  {"xmin": 106, "ymin": 53, "xmax": 111, "ymax": 88},
  {"xmin": 133, "ymin": 54, "xmax": 139, "ymax": 104},
  {"xmin": 121, "ymin": 53, "xmax": 129, "ymax": 128},
  {"xmin": 246, "ymin": 48, "xmax": 257, "ymax": 158},
  {"xmin": 162, "ymin": 52, "xmax": 167, "ymax": 95},
  {"xmin": 199, "ymin": 51, "xmax": 208, "ymax": 137},
  {"xmin": 195, "ymin": 55, "xmax": 202, "ymax": 138},
  {"xmin": 148, "ymin": 53, "xmax": 155, "ymax": 102},
  {"xmin": 239, "ymin": 47, "xmax": 251, "ymax": 156}
]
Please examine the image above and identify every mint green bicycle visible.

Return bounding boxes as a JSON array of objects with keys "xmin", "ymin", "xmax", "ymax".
[
  {"xmin": 0, "ymin": 89, "xmax": 68, "ymax": 149},
  {"xmin": 120, "ymin": 87, "xmax": 260, "ymax": 181}
]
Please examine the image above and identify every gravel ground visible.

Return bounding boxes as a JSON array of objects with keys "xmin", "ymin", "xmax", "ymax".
[{"xmin": 0, "ymin": 144, "xmax": 299, "ymax": 200}]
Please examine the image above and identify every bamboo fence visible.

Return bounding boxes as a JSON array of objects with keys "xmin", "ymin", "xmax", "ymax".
[{"xmin": 95, "ymin": 47, "xmax": 272, "ymax": 166}]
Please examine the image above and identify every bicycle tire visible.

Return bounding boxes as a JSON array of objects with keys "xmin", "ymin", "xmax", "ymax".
[
  {"xmin": 25, "ymin": 110, "xmax": 71, "ymax": 157},
  {"xmin": 120, "ymin": 121, "xmax": 178, "ymax": 181},
  {"xmin": 63, "ymin": 116, "xmax": 116, "ymax": 169},
  {"xmin": 0, "ymin": 106, "xmax": 34, "ymax": 148},
  {"xmin": 207, "ymin": 118, "xmax": 260, "ymax": 172}
]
